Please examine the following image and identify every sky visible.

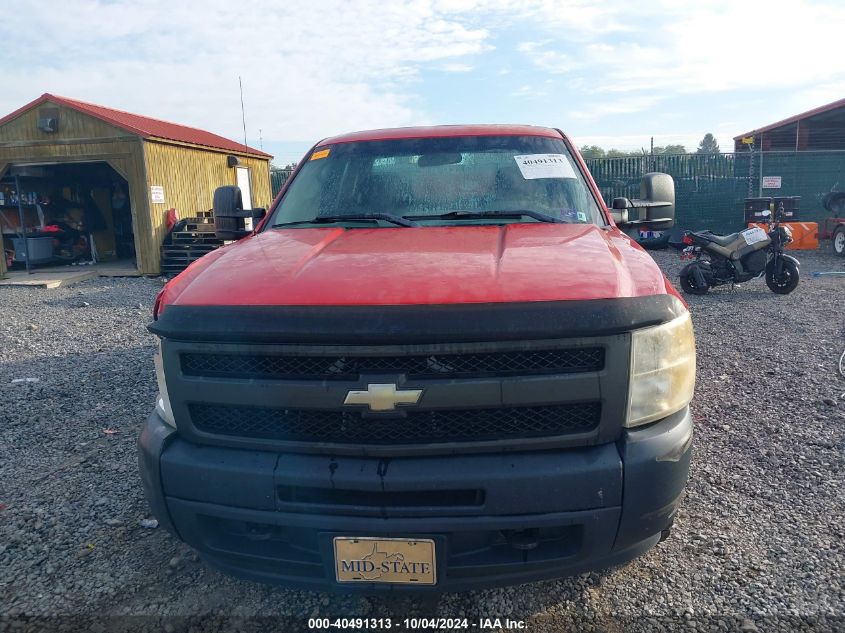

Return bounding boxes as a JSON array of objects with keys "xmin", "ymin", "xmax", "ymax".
[{"xmin": 2, "ymin": 0, "xmax": 845, "ymax": 166}]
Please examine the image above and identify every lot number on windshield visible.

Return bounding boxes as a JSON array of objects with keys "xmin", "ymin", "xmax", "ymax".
[{"xmin": 514, "ymin": 154, "xmax": 576, "ymax": 179}]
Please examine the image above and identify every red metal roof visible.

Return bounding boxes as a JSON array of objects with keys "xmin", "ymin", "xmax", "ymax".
[
  {"xmin": 319, "ymin": 124, "xmax": 563, "ymax": 145},
  {"xmin": 733, "ymin": 96, "xmax": 845, "ymax": 140},
  {"xmin": 0, "ymin": 93, "xmax": 272, "ymax": 158}
]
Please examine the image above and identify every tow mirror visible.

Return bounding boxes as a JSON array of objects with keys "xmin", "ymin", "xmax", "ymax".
[
  {"xmin": 638, "ymin": 173, "xmax": 676, "ymax": 228},
  {"xmin": 213, "ymin": 186, "xmax": 265, "ymax": 240}
]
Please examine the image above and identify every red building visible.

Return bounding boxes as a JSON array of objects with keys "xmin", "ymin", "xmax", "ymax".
[{"xmin": 734, "ymin": 97, "xmax": 845, "ymax": 152}]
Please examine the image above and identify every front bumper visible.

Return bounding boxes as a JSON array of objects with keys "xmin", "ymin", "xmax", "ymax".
[{"xmin": 138, "ymin": 407, "xmax": 692, "ymax": 592}]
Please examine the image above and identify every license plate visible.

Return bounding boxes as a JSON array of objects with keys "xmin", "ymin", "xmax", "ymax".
[{"xmin": 333, "ymin": 537, "xmax": 436, "ymax": 585}]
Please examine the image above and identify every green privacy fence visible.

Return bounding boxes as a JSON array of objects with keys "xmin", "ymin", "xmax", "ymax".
[
  {"xmin": 270, "ymin": 169, "xmax": 294, "ymax": 197},
  {"xmin": 586, "ymin": 151, "xmax": 845, "ymax": 233}
]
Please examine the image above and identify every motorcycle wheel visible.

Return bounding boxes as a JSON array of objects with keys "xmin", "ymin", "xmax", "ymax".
[
  {"xmin": 679, "ymin": 264, "xmax": 709, "ymax": 295},
  {"xmin": 765, "ymin": 259, "xmax": 800, "ymax": 294}
]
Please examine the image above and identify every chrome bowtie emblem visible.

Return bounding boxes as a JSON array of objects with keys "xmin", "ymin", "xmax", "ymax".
[{"xmin": 343, "ymin": 384, "xmax": 423, "ymax": 411}]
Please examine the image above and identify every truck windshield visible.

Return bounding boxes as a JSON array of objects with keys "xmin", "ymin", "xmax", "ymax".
[{"xmin": 268, "ymin": 135, "xmax": 605, "ymax": 228}]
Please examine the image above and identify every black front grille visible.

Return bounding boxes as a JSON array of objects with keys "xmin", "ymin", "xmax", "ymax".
[
  {"xmin": 181, "ymin": 347, "xmax": 605, "ymax": 381},
  {"xmin": 188, "ymin": 402, "xmax": 601, "ymax": 445}
]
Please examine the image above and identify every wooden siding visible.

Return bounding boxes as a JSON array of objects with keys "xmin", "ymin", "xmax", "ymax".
[
  {"xmin": 0, "ymin": 100, "xmax": 128, "ymax": 143},
  {"xmin": 142, "ymin": 141, "xmax": 271, "ymax": 271}
]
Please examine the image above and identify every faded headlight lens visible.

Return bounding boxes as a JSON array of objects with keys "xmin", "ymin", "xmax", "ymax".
[
  {"xmin": 154, "ymin": 341, "xmax": 175, "ymax": 427},
  {"xmin": 626, "ymin": 311, "xmax": 696, "ymax": 428}
]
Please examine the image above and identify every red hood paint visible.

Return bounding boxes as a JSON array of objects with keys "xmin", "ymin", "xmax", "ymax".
[{"xmin": 161, "ymin": 224, "xmax": 676, "ymax": 307}]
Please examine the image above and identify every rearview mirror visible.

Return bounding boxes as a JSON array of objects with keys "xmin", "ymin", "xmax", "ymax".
[{"xmin": 418, "ymin": 152, "xmax": 463, "ymax": 167}]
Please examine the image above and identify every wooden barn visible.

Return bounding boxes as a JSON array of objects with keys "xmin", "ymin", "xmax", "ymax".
[{"xmin": 0, "ymin": 93, "xmax": 272, "ymax": 275}]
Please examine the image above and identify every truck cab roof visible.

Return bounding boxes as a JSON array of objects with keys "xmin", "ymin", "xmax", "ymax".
[{"xmin": 319, "ymin": 124, "xmax": 564, "ymax": 146}]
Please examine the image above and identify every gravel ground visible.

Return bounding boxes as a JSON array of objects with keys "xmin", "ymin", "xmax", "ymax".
[{"xmin": 1, "ymin": 249, "xmax": 843, "ymax": 633}]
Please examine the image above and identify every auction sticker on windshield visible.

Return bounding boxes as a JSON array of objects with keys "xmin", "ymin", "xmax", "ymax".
[{"xmin": 514, "ymin": 154, "xmax": 576, "ymax": 179}]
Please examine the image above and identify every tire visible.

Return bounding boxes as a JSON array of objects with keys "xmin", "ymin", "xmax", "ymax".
[
  {"xmin": 679, "ymin": 264, "xmax": 709, "ymax": 295},
  {"xmin": 766, "ymin": 258, "xmax": 800, "ymax": 294},
  {"xmin": 833, "ymin": 226, "xmax": 845, "ymax": 257}
]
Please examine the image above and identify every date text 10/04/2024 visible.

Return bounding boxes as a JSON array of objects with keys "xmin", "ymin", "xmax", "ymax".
[{"xmin": 307, "ymin": 618, "xmax": 527, "ymax": 630}]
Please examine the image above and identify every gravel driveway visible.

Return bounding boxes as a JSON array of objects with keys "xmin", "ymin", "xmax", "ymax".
[{"xmin": 1, "ymin": 250, "xmax": 843, "ymax": 633}]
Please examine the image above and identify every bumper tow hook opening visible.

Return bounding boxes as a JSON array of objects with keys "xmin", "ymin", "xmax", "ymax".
[
  {"xmin": 503, "ymin": 528, "xmax": 540, "ymax": 551},
  {"xmin": 245, "ymin": 522, "xmax": 274, "ymax": 541}
]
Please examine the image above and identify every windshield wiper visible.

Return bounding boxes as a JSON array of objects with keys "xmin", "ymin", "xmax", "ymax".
[
  {"xmin": 272, "ymin": 213, "xmax": 417, "ymax": 228},
  {"xmin": 404, "ymin": 210, "xmax": 566, "ymax": 224}
]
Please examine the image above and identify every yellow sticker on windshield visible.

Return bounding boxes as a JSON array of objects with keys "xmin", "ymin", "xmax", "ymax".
[{"xmin": 310, "ymin": 148, "xmax": 331, "ymax": 161}]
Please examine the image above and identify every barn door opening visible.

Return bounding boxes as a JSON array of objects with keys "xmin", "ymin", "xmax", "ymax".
[{"xmin": 0, "ymin": 161, "xmax": 135, "ymax": 271}]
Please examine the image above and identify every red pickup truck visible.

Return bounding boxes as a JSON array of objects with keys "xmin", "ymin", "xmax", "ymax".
[{"xmin": 140, "ymin": 125, "xmax": 696, "ymax": 592}]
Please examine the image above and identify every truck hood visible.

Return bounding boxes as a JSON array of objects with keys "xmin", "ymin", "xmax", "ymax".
[{"xmin": 164, "ymin": 224, "xmax": 672, "ymax": 306}]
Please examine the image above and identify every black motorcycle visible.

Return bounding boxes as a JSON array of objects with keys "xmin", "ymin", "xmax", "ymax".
[{"xmin": 679, "ymin": 207, "xmax": 800, "ymax": 295}]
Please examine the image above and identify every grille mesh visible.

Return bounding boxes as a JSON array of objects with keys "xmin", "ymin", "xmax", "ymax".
[
  {"xmin": 188, "ymin": 402, "xmax": 601, "ymax": 444},
  {"xmin": 181, "ymin": 347, "xmax": 604, "ymax": 380}
]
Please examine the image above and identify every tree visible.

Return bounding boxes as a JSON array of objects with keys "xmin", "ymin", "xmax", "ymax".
[
  {"xmin": 605, "ymin": 148, "xmax": 631, "ymax": 157},
  {"xmin": 662, "ymin": 144, "xmax": 687, "ymax": 155},
  {"xmin": 579, "ymin": 145, "xmax": 606, "ymax": 159},
  {"xmin": 696, "ymin": 133, "xmax": 720, "ymax": 154}
]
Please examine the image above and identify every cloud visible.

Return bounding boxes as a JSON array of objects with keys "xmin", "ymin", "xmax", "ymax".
[
  {"xmin": 568, "ymin": 95, "xmax": 664, "ymax": 121},
  {"xmin": 566, "ymin": 0, "xmax": 845, "ymax": 96},
  {"xmin": 439, "ymin": 63, "xmax": 475, "ymax": 73},
  {"xmin": 0, "ymin": 0, "xmax": 493, "ymax": 144},
  {"xmin": 517, "ymin": 41, "xmax": 577, "ymax": 74},
  {"xmin": 1, "ymin": 0, "xmax": 842, "ymax": 151},
  {"xmin": 511, "ymin": 84, "xmax": 548, "ymax": 98}
]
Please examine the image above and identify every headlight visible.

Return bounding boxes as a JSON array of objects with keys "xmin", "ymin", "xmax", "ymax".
[
  {"xmin": 626, "ymin": 311, "xmax": 696, "ymax": 428},
  {"xmin": 154, "ymin": 341, "xmax": 176, "ymax": 427},
  {"xmin": 781, "ymin": 225, "xmax": 793, "ymax": 243}
]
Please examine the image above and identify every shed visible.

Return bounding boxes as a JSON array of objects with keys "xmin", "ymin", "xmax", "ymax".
[
  {"xmin": 0, "ymin": 93, "xmax": 272, "ymax": 274},
  {"xmin": 733, "ymin": 96, "xmax": 845, "ymax": 152}
]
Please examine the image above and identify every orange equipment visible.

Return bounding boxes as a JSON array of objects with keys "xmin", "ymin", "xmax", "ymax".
[{"xmin": 747, "ymin": 221, "xmax": 819, "ymax": 250}]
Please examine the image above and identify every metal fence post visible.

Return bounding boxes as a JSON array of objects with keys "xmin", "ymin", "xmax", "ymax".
[{"xmin": 14, "ymin": 173, "xmax": 31, "ymax": 274}]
